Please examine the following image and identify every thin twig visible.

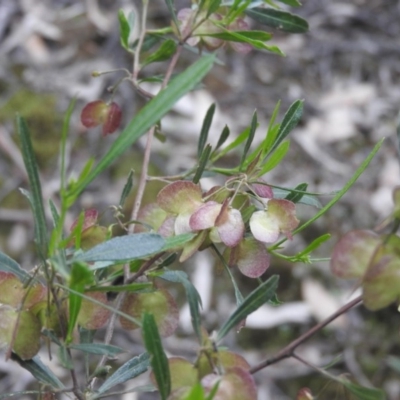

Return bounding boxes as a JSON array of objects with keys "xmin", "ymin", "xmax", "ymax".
[
  {"xmin": 132, "ymin": 0, "xmax": 148, "ymax": 81},
  {"xmin": 89, "ymin": 293, "xmax": 124, "ymax": 390},
  {"xmin": 249, "ymin": 295, "xmax": 363, "ymax": 374},
  {"xmin": 126, "ymin": 252, "xmax": 165, "ymax": 283}
]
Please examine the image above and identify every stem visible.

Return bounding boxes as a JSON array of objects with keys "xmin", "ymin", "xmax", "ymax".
[
  {"xmin": 292, "ymin": 353, "xmax": 335, "ymax": 380},
  {"xmin": 249, "ymin": 295, "xmax": 363, "ymax": 374},
  {"xmin": 128, "ymin": 43, "xmax": 184, "ymax": 231},
  {"xmin": 132, "ymin": 0, "xmax": 148, "ymax": 81},
  {"xmin": 89, "ymin": 293, "xmax": 124, "ymax": 390}
]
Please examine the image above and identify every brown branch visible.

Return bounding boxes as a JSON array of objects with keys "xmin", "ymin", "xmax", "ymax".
[{"xmin": 249, "ymin": 295, "xmax": 363, "ymax": 374}]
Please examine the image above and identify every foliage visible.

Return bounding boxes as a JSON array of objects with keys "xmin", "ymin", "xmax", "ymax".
[{"xmin": 0, "ymin": 0, "xmax": 393, "ymax": 399}]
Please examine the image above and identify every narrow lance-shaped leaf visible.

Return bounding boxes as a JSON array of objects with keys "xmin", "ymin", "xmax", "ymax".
[
  {"xmin": 213, "ymin": 245, "xmax": 243, "ymax": 307},
  {"xmin": 142, "ymin": 313, "xmax": 171, "ymax": 400},
  {"xmin": 208, "ymin": 30, "xmax": 272, "ymax": 42},
  {"xmin": 295, "ymin": 233, "xmax": 331, "ymax": 259},
  {"xmin": 68, "ymin": 54, "xmax": 216, "ymax": 199},
  {"xmin": 0, "ymin": 251, "xmax": 31, "ymax": 283},
  {"xmin": 58, "ymin": 344, "xmax": 73, "ymax": 370},
  {"xmin": 74, "ymin": 233, "xmax": 165, "ymax": 263},
  {"xmin": 118, "ymin": 9, "xmax": 133, "ymax": 52},
  {"xmin": 142, "ymin": 39, "xmax": 177, "ymax": 67},
  {"xmin": 193, "ymin": 144, "xmax": 212, "ymax": 184},
  {"xmin": 217, "ymin": 275, "xmax": 279, "ymax": 341},
  {"xmin": 245, "ymin": 8, "xmax": 309, "ymax": 33},
  {"xmin": 212, "ymin": 126, "xmax": 250, "ymax": 162},
  {"xmin": 162, "ymin": 233, "xmax": 196, "ymax": 251},
  {"xmin": 276, "ymin": 0, "xmax": 302, "ymax": 6},
  {"xmin": 272, "ymin": 138, "xmax": 385, "ymax": 248},
  {"xmin": 215, "ymin": 125, "xmax": 230, "ymax": 151},
  {"xmin": 67, "ymin": 261, "xmax": 93, "ymax": 343},
  {"xmin": 240, "ymin": 111, "xmax": 258, "ymax": 170},
  {"xmin": 16, "ymin": 116, "xmax": 48, "ymax": 258},
  {"xmin": 49, "ymin": 199, "xmax": 60, "ymax": 229},
  {"xmin": 285, "ymin": 182, "xmax": 308, "ymax": 203},
  {"xmin": 258, "ymin": 140, "xmax": 290, "ymax": 176},
  {"xmin": 86, "ymin": 281, "xmax": 152, "ymax": 294},
  {"xmin": 267, "ymin": 99, "xmax": 303, "ymax": 156},
  {"xmin": 159, "ymin": 270, "xmax": 203, "ymax": 341},
  {"xmin": 263, "ymin": 100, "xmax": 281, "ymax": 155},
  {"xmin": 119, "ymin": 169, "xmax": 134, "ymax": 207},
  {"xmin": 339, "ymin": 379, "xmax": 386, "ymax": 400},
  {"xmin": 60, "ymin": 284, "xmax": 142, "ymax": 327},
  {"xmin": 165, "ymin": 0, "xmax": 179, "ymax": 31},
  {"xmin": 207, "ymin": 29, "xmax": 284, "ymax": 55},
  {"xmin": 95, "ymin": 352, "xmax": 150, "ymax": 396},
  {"xmin": 69, "ymin": 343, "xmax": 125, "ymax": 356},
  {"xmin": 206, "ymin": 0, "xmax": 222, "ymax": 17},
  {"xmin": 198, "ymin": 103, "xmax": 216, "ymax": 158},
  {"xmin": 10, "ymin": 354, "xmax": 65, "ymax": 389}
]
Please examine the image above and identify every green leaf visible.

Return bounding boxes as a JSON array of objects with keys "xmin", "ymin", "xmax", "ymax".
[
  {"xmin": 285, "ymin": 182, "xmax": 308, "ymax": 203},
  {"xmin": 49, "ymin": 199, "xmax": 60, "ymax": 229},
  {"xmin": 86, "ymin": 281, "xmax": 152, "ymax": 294},
  {"xmin": 69, "ymin": 343, "xmax": 124, "ymax": 356},
  {"xmin": 58, "ymin": 344, "xmax": 73, "ymax": 369},
  {"xmin": 119, "ymin": 169, "xmax": 134, "ymax": 207},
  {"xmin": 276, "ymin": 0, "xmax": 301, "ymax": 6},
  {"xmin": 60, "ymin": 284, "xmax": 142, "ymax": 327},
  {"xmin": 118, "ymin": 9, "xmax": 133, "ymax": 52},
  {"xmin": 198, "ymin": 103, "xmax": 216, "ymax": 159},
  {"xmin": 162, "ymin": 233, "xmax": 196, "ymax": 251},
  {"xmin": 142, "ymin": 39, "xmax": 177, "ymax": 67},
  {"xmin": 0, "ymin": 251, "xmax": 31, "ymax": 283},
  {"xmin": 207, "ymin": 0, "xmax": 222, "ymax": 17},
  {"xmin": 75, "ymin": 233, "xmax": 165, "ymax": 263},
  {"xmin": 339, "ymin": 379, "xmax": 386, "ymax": 400},
  {"xmin": 215, "ymin": 125, "xmax": 230, "ymax": 150},
  {"xmin": 295, "ymin": 233, "xmax": 331, "ymax": 258},
  {"xmin": 216, "ymin": 275, "xmax": 279, "ymax": 341},
  {"xmin": 273, "ymin": 138, "xmax": 385, "ymax": 247},
  {"xmin": 16, "ymin": 116, "xmax": 48, "ymax": 258},
  {"xmin": 263, "ymin": 100, "xmax": 281, "ymax": 154},
  {"xmin": 206, "ymin": 28, "xmax": 283, "ymax": 54},
  {"xmin": 68, "ymin": 54, "xmax": 216, "ymax": 199},
  {"xmin": 258, "ymin": 140, "xmax": 290, "ymax": 175},
  {"xmin": 267, "ymin": 99, "xmax": 303, "ymax": 156},
  {"xmin": 272, "ymin": 187, "xmax": 322, "ymax": 208},
  {"xmin": 67, "ymin": 261, "xmax": 93, "ymax": 343},
  {"xmin": 240, "ymin": 111, "xmax": 258, "ymax": 170},
  {"xmin": 165, "ymin": 0, "xmax": 179, "ymax": 30},
  {"xmin": 96, "ymin": 352, "xmax": 150, "ymax": 396},
  {"xmin": 212, "ymin": 125, "xmax": 250, "ymax": 162},
  {"xmin": 159, "ymin": 270, "xmax": 203, "ymax": 341},
  {"xmin": 0, "ymin": 391, "xmax": 45, "ymax": 399},
  {"xmin": 10, "ymin": 353, "xmax": 65, "ymax": 389},
  {"xmin": 245, "ymin": 7, "xmax": 309, "ymax": 33},
  {"xmin": 184, "ymin": 383, "xmax": 207, "ymax": 400},
  {"xmin": 209, "ymin": 30, "xmax": 272, "ymax": 42},
  {"xmin": 41, "ymin": 328, "xmax": 62, "ymax": 346},
  {"xmin": 193, "ymin": 144, "xmax": 212, "ymax": 184},
  {"xmin": 212, "ymin": 245, "xmax": 243, "ymax": 307},
  {"xmin": 142, "ymin": 313, "xmax": 171, "ymax": 400}
]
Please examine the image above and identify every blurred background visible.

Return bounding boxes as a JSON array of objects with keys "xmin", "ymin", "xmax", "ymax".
[{"xmin": 0, "ymin": 0, "xmax": 400, "ymax": 399}]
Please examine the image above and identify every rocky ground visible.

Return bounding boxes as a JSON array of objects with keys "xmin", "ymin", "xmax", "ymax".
[{"xmin": 0, "ymin": 0, "xmax": 400, "ymax": 399}]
